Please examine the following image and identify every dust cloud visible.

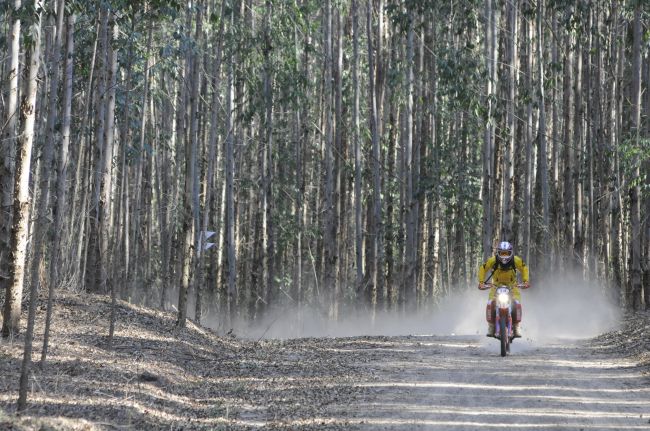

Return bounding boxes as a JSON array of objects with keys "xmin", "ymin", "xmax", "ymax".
[
  {"xmin": 226, "ymin": 271, "xmax": 620, "ymax": 342},
  {"xmin": 523, "ymin": 272, "xmax": 621, "ymax": 341}
]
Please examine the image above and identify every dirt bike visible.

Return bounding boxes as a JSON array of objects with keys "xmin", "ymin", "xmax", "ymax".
[{"xmin": 478, "ymin": 283, "xmax": 529, "ymax": 357}]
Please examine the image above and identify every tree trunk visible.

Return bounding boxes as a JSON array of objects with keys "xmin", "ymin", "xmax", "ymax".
[
  {"xmin": 536, "ymin": 0, "xmax": 550, "ymax": 271},
  {"xmin": 196, "ymin": 0, "xmax": 226, "ymax": 323},
  {"xmin": 225, "ymin": 9, "xmax": 237, "ymax": 326},
  {"xmin": 15, "ymin": 2, "xmax": 42, "ymax": 408},
  {"xmin": 178, "ymin": 3, "xmax": 202, "ymax": 328},
  {"xmin": 86, "ymin": 6, "xmax": 109, "ymax": 294},
  {"xmin": 2, "ymin": 4, "xmax": 41, "ymax": 339},
  {"xmin": 26, "ymin": 0, "xmax": 65, "ymax": 353},
  {"xmin": 263, "ymin": 0, "xmax": 275, "ymax": 314},
  {"xmin": 128, "ymin": 19, "xmax": 153, "ymax": 302},
  {"xmin": 352, "ymin": 0, "xmax": 363, "ymax": 300},
  {"xmin": 42, "ymin": 10, "xmax": 75, "ymax": 364},
  {"xmin": 322, "ymin": 0, "xmax": 338, "ymax": 320},
  {"xmin": 500, "ymin": 3, "xmax": 517, "ymax": 241},
  {"xmin": 502, "ymin": 0, "xmax": 517, "ymax": 242},
  {"xmin": 0, "ymin": 0, "xmax": 21, "ymax": 297},
  {"xmin": 522, "ymin": 1, "xmax": 533, "ymax": 264},
  {"xmin": 368, "ymin": 0, "xmax": 384, "ymax": 314},
  {"xmin": 104, "ymin": 16, "xmax": 119, "ymax": 341},
  {"xmin": 404, "ymin": 9, "xmax": 416, "ymax": 311},
  {"xmin": 629, "ymin": 3, "xmax": 643, "ymax": 310},
  {"xmin": 482, "ymin": 0, "xmax": 496, "ymax": 260},
  {"xmin": 609, "ymin": 3, "xmax": 623, "ymax": 297},
  {"xmin": 562, "ymin": 10, "xmax": 574, "ymax": 269},
  {"xmin": 574, "ymin": 27, "xmax": 584, "ymax": 272}
]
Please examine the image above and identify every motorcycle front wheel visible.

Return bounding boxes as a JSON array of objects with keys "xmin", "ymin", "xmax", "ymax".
[{"xmin": 500, "ymin": 322, "xmax": 507, "ymax": 357}]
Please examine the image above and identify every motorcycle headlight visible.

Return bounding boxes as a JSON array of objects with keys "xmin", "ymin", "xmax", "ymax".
[{"xmin": 497, "ymin": 292, "xmax": 509, "ymax": 305}]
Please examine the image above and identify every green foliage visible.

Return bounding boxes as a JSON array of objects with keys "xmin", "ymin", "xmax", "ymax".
[{"xmin": 619, "ymin": 137, "xmax": 650, "ymax": 190}]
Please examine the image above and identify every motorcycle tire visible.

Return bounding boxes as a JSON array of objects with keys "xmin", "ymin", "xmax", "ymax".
[{"xmin": 500, "ymin": 322, "xmax": 507, "ymax": 357}]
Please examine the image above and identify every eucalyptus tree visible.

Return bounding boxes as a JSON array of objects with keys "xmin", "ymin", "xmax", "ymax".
[
  {"xmin": 628, "ymin": 1, "xmax": 643, "ymax": 310},
  {"xmin": 104, "ymin": 14, "xmax": 120, "ymax": 341},
  {"xmin": 482, "ymin": 0, "xmax": 497, "ymax": 261},
  {"xmin": 0, "ymin": 0, "xmax": 21, "ymax": 298},
  {"xmin": 404, "ymin": 6, "xmax": 417, "ymax": 311},
  {"xmin": 262, "ymin": 0, "xmax": 276, "ymax": 316},
  {"xmin": 27, "ymin": 0, "xmax": 66, "ymax": 349},
  {"xmin": 521, "ymin": 0, "xmax": 533, "ymax": 264},
  {"xmin": 196, "ymin": 0, "xmax": 227, "ymax": 323},
  {"xmin": 2, "ymin": 0, "xmax": 42, "ymax": 339},
  {"xmin": 608, "ymin": 0, "xmax": 624, "ymax": 293},
  {"xmin": 352, "ymin": 0, "xmax": 362, "ymax": 295},
  {"xmin": 85, "ymin": 5, "xmax": 110, "ymax": 294},
  {"xmin": 573, "ymin": 9, "xmax": 585, "ymax": 271},
  {"xmin": 502, "ymin": 0, "xmax": 517, "ymax": 242},
  {"xmin": 42, "ymin": 10, "xmax": 75, "ymax": 365},
  {"xmin": 500, "ymin": 2, "xmax": 517, "ymax": 241},
  {"xmin": 367, "ymin": 0, "xmax": 384, "ymax": 310},
  {"xmin": 15, "ymin": 0, "xmax": 43, "ymax": 409},
  {"xmin": 177, "ymin": 0, "xmax": 203, "ymax": 328},
  {"xmin": 224, "ymin": 4, "xmax": 237, "ymax": 324},
  {"xmin": 536, "ymin": 0, "xmax": 550, "ymax": 272},
  {"xmin": 322, "ymin": 0, "xmax": 337, "ymax": 318},
  {"xmin": 561, "ymin": 5, "xmax": 575, "ymax": 268}
]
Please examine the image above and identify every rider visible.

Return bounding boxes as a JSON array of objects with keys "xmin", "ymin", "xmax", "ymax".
[{"xmin": 478, "ymin": 241, "xmax": 529, "ymax": 338}]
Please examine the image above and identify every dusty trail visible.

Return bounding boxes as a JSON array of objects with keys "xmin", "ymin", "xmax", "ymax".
[
  {"xmin": 2, "ymin": 288, "xmax": 649, "ymax": 430},
  {"xmin": 320, "ymin": 335, "xmax": 650, "ymax": 430}
]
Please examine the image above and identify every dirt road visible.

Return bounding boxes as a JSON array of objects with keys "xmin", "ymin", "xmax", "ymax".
[
  {"xmin": 2, "ymin": 291, "xmax": 650, "ymax": 430},
  {"xmin": 314, "ymin": 335, "xmax": 650, "ymax": 430}
]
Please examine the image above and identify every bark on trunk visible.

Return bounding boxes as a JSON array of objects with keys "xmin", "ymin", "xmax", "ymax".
[
  {"xmin": 0, "ymin": 0, "xmax": 21, "ymax": 296},
  {"xmin": 629, "ymin": 4, "xmax": 643, "ymax": 310},
  {"xmin": 15, "ymin": 3, "xmax": 43, "ymax": 408},
  {"xmin": 42, "ymin": 10, "xmax": 75, "ymax": 364}
]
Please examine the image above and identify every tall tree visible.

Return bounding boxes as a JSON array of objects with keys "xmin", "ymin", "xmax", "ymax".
[
  {"xmin": 0, "ymin": 0, "xmax": 21, "ymax": 297},
  {"xmin": 628, "ymin": 2, "xmax": 643, "ymax": 310},
  {"xmin": 368, "ymin": 0, "xmax": 384, "ymax": 311},
  {"xmin": 561, "ymin": 6, "xmax": 575, "ymax": 269},
  {"xmin": 15, "ymin": 0, "xmax": 43, "ymax": 408},
  {"xmin": 177, "ymin": 1, "xmax": 203, "ymax": 328},
  {"xmin": 26, "ymin": 0, "xmax": 66, "ymax": 351},
  {"xmin": 404, "ymin": 8, "xmax": 417, "ymax": 310},
  {"xmin": 323, "ymin": 0, "xmax": 338, "ymax": 319},
  {"xmin": 481, "ymin": 0, "xmax": 497, "ymax": 260},
  {"xmin": 262, "ymin": 0, "xmax": 275, "ymax": 313},
  {"xmin": 502, "ymin": 0, "xmax": 517, "ymax": 242},
  {"xmin": 104, "ymin": 15, "xmax": 119, "ymax": 341},
  {"xmin": 2, "ymin": 0, "xmax": 41, "ymax": 339},
  {"xmin": 352, "ymin": 0, "xmax": 363, "ymax": 295},
  {"xmin": 42, "ymin": 10, "xmax": 75, "ymax": 364},
  {"xmin": 224, "ymin": 5, "xmax": 237, "ymax": 325},
  {"xmin": 536, "ymin": 0, "xmax": 550, "ymax": 271},
  {"xmin": 500, "ymin": 2, "xmax": 517, "ymax": 241}
]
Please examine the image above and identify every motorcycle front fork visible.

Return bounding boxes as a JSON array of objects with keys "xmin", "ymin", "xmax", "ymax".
[{"xmin": 495, "ymin": 311, "xmax": 512, "ymax": 338}]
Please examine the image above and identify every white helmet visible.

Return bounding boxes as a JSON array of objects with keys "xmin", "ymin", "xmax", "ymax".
[{"xmin": 496, "ymin": 241, "xmax": 513, "ymax": 265}]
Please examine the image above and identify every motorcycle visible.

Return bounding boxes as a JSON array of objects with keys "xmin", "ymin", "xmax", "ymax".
[{"xmin": 478, "ymin": 283, "xmax": 529, "ymax": 357}]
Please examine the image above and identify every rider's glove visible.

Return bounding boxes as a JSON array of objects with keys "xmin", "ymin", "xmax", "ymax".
[
  {"xmin": 478, "ymin": 283, "xmax": 485, "ymax": 290},
  {"xmin": 522, "ymin": 282, "xmax": 530, "ymax": 289}
]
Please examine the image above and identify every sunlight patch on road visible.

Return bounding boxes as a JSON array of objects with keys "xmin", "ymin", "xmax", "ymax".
[
  {"xmin": 337, "ymin": 417, "xmax": 650, "ymax": 429},
  {"xmin": 345, "ymin": 404, "xmax": 650, "ymax": 419},
  {"xmin": 356, "ymin": 381, "xmax": 650, "ymax": 394}
]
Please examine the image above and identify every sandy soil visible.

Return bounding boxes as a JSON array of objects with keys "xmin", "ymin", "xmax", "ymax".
[{"xmin": 1, "ymin": 291, "xmax": 649, "ymax": 430}]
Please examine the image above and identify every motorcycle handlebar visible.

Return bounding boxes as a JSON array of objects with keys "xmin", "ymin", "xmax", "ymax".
[{"xmin": 478, "ymin": 282, "xmax": 530, "ymax": 290}]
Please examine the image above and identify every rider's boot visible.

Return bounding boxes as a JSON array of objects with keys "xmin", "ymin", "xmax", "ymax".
[
  {"xmin": 513, "ymin": 323, "xmax": 522, "ymax": 338},
  {"xmin": 486, "ymin": 323, "xmax": 495, "ymax": 337}
]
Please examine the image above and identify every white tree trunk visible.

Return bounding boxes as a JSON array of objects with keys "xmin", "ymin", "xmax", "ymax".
[{"xmin": 15, "ymin": 3, "xmax": 43, "ymax": 409}]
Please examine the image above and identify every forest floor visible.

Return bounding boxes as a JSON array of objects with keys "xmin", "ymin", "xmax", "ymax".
[{"xmin": 1, "ymin": 290, "xmax": 650, "ymax": 430}]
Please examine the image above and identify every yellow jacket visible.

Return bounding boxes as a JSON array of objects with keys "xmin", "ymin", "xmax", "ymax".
[{"xmin": 478, "ymin": 255, "xmax": 529, "ymax": 286}]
